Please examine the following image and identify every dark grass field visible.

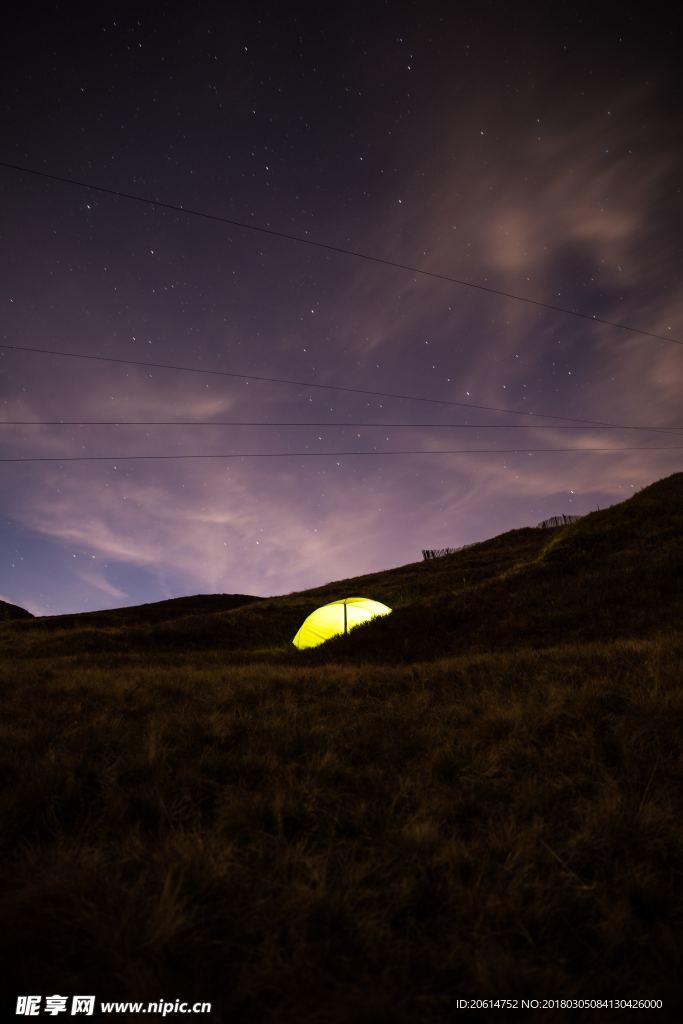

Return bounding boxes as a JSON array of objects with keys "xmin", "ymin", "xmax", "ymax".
[{"xmin": 1, "ymin": 473, "xmax": 681, "ymax": 1021}]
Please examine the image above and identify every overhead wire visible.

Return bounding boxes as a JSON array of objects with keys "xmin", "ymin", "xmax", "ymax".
[
  {"xmin": 2, "ymin": 446, "xmax": 682, "ymax": 464},
  {"xmin": 1, "ymin": 342, "xmax": 681, "ymax": 435},
  {"xmin": 1, "ymin": 419, "xmax": 683, "ymax": 437},
  {"xmin": 0, "ymin": 159, "xmax": 681, "ymax": 348},
  {"xmin": 2, "ymin": 162, "xmax": 681, "ymax": 469}
]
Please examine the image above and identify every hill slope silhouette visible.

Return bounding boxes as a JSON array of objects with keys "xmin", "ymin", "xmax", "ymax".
[
  {"xmin": 0, "ymin": 599, "xmax": 32, "ymax": 621},
  {"xmin": 6, "ymin": 471, "xmax": 681, "ymax": 661}
]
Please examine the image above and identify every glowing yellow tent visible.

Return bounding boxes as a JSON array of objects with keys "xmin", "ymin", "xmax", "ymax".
[{"xmin": 292, "ymin": 596, "xmax": 392, "ymax": 649}]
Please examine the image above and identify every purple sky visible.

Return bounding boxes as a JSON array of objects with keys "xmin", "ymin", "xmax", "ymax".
[{"xmin": 1, "ymin": 6, "xmax": 681, "ymax": 616}]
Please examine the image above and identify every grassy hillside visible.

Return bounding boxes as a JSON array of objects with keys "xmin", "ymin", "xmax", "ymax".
[
  {"xmin": 0, "ymin": 473, "xmax": 681, "ymax": 1021},
  {"xmin": 307, "ymin": 470, "xmax": 683, "ymax": 664},
  {"xmin": 4, "ymin": 524, "xmax": 553, "ymax": 661},
  {"xmin": 8, "ymin": 472, "xmax": 681, "ymax": 662},
  {"xmin": 0, "ymin": 598, "xmax": 32, "ymax": 620},
  {"xmin": 28, "ymin": 592, "xmax": 263, "ymax": 630}
]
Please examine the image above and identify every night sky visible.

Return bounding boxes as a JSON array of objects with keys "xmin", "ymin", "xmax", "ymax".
[{"xmin": 1, "ymin": 5, "xmax": 681, "ymax": 616}]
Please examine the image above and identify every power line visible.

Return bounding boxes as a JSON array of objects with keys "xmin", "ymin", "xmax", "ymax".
[
  {"xmin": 1, "ymin": 159, "xmax": 681, "ymax": 348},
  {"xmin": 2, "ymin": 342, "xmax": 681, "ymax": 435},
  {"xmin": 2, "ymin": 446, "xmax": 681, "ymax": 463},
  {"xmin": 2, "ymin": 419, "xmax": 683, "ymax": 437}
]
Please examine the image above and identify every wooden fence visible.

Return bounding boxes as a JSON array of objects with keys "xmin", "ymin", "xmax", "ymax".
[
  {"xmin": 422, "ymin": 514, "xmax": 584, "ymax": 560},
  {"xmin": 422, "ymin": 545, "xmax": 470, "ymax": 561},
  {"xmin": 536, "ymin": 514, "xmax": 583, "ymax": 529}
]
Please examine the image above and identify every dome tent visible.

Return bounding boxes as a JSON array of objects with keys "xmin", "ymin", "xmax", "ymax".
[{"xmin": 292, "ymin": 596, "xmax": 392, "ymax": 649}]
